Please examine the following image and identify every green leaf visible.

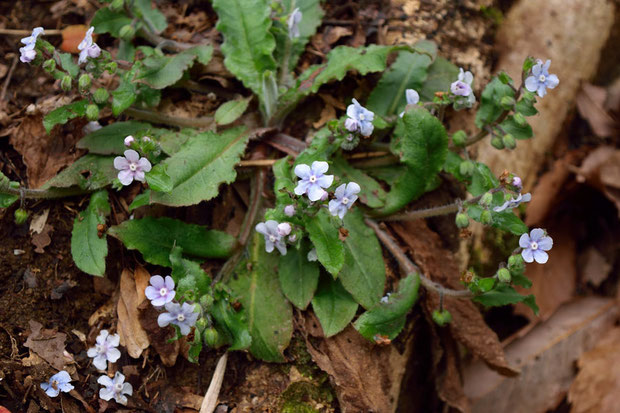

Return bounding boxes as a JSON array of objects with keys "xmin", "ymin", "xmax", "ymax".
[
  {"xmin": 473, "ymin": 284, "xmax": 538, "ymax": 314},
  {"xmin": 133, "ymin": 0, "xmax": 167, "ymax": 33},
  {"xmin": 77, "ymin": 121, "xmax": 154, "ymax": 155},
  {"xmin": 354, "ymin": 273, "xmax": 420, "ymax": 340},
  {"xmin": 43, "ymin": 100, "xmax": 89, "ymax": 133},
  {"xmin": 304, "ymin": 209, "xmax": 344, "ymax": 277},
  {"xmin": 92, "ymin": 7, "xmax": 132, "ymax": 37},
  {"xmin": 0, "ymin": 174, "xmax": 19, "ymax": 208},
  {"xmin": 150, "ymin": 127, "xmax": 250, "ymax": 206},
  {"xmin": 279, "ymin": 240, "xmax": 319, "ymax": 310},
  {"xmin": 467, "ymin": 163, "xmax": 499, "ymax": 196},
  {"xmin": 58, "ymin": 53, "xmax": 79, "ymax": 78},
  {"xmin": 70, "ymin": 190, "xmax": 110, "ymax": 276},
  {"xmin": 229, "ymin": 232, "xmax": 293, "ymax": 362},
  {"xmin": 419, "ymin": 56, "xmax": 459, "ymax": 101},
  {"xmin": 146, "ymin": 164, "xmax": 173, "ymax": 192},
  {"xmin": 212, "ymin": 0, "xmax": 277, "ymax": 98},
  {"xmin": 128, "ymin": 190, "xmax": 151, "ymax": 210},
  {"xmin": 137, "ymin": 46, "xmax": 213, "ymax": 89},
  {"xmin": 367, "ymin": 43, "xmax": 436, "ymax": 116},
  {"xmin": 215, "ymin": 96, "xmax": 251, "ymax": 125},
  {"xmin": 377, "ymin": 107, "xmax": 448, "ymax": 215},
  {"xmin": 443, "ymin": 151, "xmax": 468, "ymax": 182},
  {"xmin": 117, "ymin": 39, "xmax": 136, "ymax": 61},
  {"xmin": 111, "ymin": 73, "xmax": 137, "ymax": 116},
  {"xmin": 210, "ymin": 297, "xmax": 252, "ymax": 351},
  {"xmin": 511, "ymin": 272, "xmax": 532, "ymax": 288},
  {"xmin": 500, "ymin": 116, "xmax": 533, "ymax": 140},
  {"xmin": 42, "ymin": 155, "xmax": 117, "ymax": 190},
  {"xmin": 475, "ymin": 77, "xmax": 514, "ymax": 128},
  {"xmin": 311, "ymin": 275, "xmax": 358, "ymax": 337},
  {"xmin": 338, "ymin": 209, "xmax": 386, "ymax": 309},
  {"xmin": 466, "ymin": 205, "xmax": 529, "ymax": 235},
  {"xmin": 169, "ymin": 246, "xmax": 212, "ymax": 299},
  {"xmin": 330, "ymin": 156, "xmax": 386, "ymax": 209},
  {"xmin": 108, "ymin": 217, "xmax": 236, "ymax": 266}
]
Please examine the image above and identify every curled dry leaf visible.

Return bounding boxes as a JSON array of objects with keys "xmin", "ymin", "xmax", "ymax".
[
  {"xmin": 576, "ymin": 83, "xmax": 617, "ymax": 138},
  {"xmin": 573, "ymin": 146, "xmax": 620, "ymax": 215},
  {"xmin": 138, "ymin": 300, "xmax": 179, "ymax": 367},
  {"xmin": 24, "ymin": 320, "xmax": 69, "ymax": 370},
  {"xmin": 117, "ymin": 268, "xmax": 150, "ymax": 358}
]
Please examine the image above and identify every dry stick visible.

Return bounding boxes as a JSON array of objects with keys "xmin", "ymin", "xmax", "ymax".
[
  {"xmin": 365, "ymin": 218, "xmax": 472, "ymax": 298},
  {"xmin": 124, "ymin": 107, "xmax": 214, "ymax": 129},
  {"xmin": 1, "ymin": 56, "xmax": 18, "ymax": 101},
  {"xmin": 199, "ymin": 352, "xmax": 228, "ymax": 413},
  {"xmin": 381, "ymin": 190, "xmax": 494, "ymax": 221},
  {"xmin": 0, "ymin": 29, "xmax": 63, "ymax": 36}
]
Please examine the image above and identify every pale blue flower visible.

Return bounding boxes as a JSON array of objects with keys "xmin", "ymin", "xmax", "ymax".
[
  {"xmin": 145, "ymin": 275, "xmax": 176, "ymax": 307},
  {"xmin": 98, "ymin": 372, "xmax": 132, "ymax": 405},
  {"xmin": 519, "ymin": 228, "xmax": 553, "ymax": 264},
  {"xmin": 113, "ymin": 150, "xmax": 152, "ymax": 186},
  {"xmin": 19, "ymin": 27, "xmax": 44, "ymax": 63},
  {"xmin": 87, "ymin": 330, "xmax": 121, "ymax": 371},
  {"xmin": 294, "ymin": 161, "xmax": 334, "ymax": 201},
  {"xmin": 328, "ymin": 182, "xmax": 360, "ymax": 219},
  {"xmin": 493, "ymin": 193, "xmax": 531, "ymax": 212},
  {"xmin": 288, "ymin": 8, "xmax": 302, "ymax": 39},
  {"xmin": 525, "ymin": 59, "xmax": 559, "ymax": 98},
  {"xmin": 157, "ymin": 302, "xmax": 199, "ymax": 335},
  {"xmin": 256, "ymin": 220, "xmax": 287, "ymax": 254},
  {"xmin": 400, "ymin": 89, "xmax": 420, "ymax": 117},
  {"xmin": 345, "ymin": 99, "xmax": 374, "ymax": 137},
  {"xmin": 78, "ymin": 27, "xmax": 101, "ymax": 64},
  {"xmin": 41, "ymin": 370, "xmax": 73, "ymax": 397}
]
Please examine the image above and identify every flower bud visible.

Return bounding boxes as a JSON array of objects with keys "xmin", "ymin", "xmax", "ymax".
[
  {"xmin": 277, "ymin": 222, "xmax": 291, "ymax": 237},
  {"xmin": 432, "ymin": 309, "xmax": 452, "ymax": 326},
  {"xmin": 60, "ymin": 75, "xmax": 72, "ymax": 92},
  {"xmin": 288, "ymin": 234, "xmax": 297, "ymax": 242},
  {"xmin": 124, "ymin": 136, "xmax": 135, "ymax": 147},
  {"xmin": 508, "ymin": 254, "xmax": 525, "ymax": 272},
  {"xmin": 502, "ymin": 134, "xmax": 516, "ymax": 150},
  {"xmin": 42, "ymin": 59, "xmax": 56, "ymax": 73},
  {"xmin": 500, "ymin": 96, "xmax": 515, "ymax": 110},
  {"xmin": 86, "ymin": 104, "xmax": 99, "ymax": 121},
  {"xmin": 93, "ymin": 88, "xmax": 109, "ymax": 104},
  {"xmin": 459, "ymin": 160, "xmax": 475, "ymax": 176},
  {"xmin": 479, "ymin": 192, "xmax": 493, "ymax": 207},
  {"xmin": 497, "ymin": 268, "xmax": 511, "ymax": 283},
  {"xmin": 490, "ymin": 136, "xmax": 504, "ymax": 150},
  {"xmin": 452, "ymin": 130, "xmax": 467, "ymax": 147},
  {"xmin": 513, "ymin": 112, "xmax": 527, "ymax": 127},
  {"xmin": 455, "ymin": 213, "xmax": 469, "ymax": 229},
  {"xmin": 512, "ymin": 176, "xmax": 523, "ymax": 191},
  {"xmin": 14, "ymin": 208, "xmax": 28, "ymax": 225},
  {"xmin": 199, "ymin": 294, "xmax": 214, "ymax": 309},
  {"xmin": 202, "ymin": 328, "xmax": 220, "ymax": 348},
  {"xmin": 78, "ymin": 74, "xmax": 91, "ymax": 93},
  {"xmin": 480, "ymin": 210, "xmax": 493, "ymax": 225},
  {"xmin": 119, "ymin": 24, "xmax": 136, "ymax": 41},
  {"xmin": 284, "ymin": 205, "xmax": 295, "ymax": 217},
  {"xmin": 195, "ymin": 317, "xmax": 209, "ymax": 333}
]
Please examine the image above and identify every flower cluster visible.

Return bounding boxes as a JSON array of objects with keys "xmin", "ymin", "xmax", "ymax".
[
  {"xmin": 345, "ymin": 99, "xmax": 374, "ymax": 137},
  {"xmin": 113, "ymin": 150, "xmax": 152, "ymax": 186},
  {"xmin": 78, "ymin": 26, "xmax": 101, "ymax": 64},
  {"xmin": 19, "ymin": 27, "xmax": 44, "ymax": 63},
  {"xmin": 525, "ymin": 59, "xmax": 559, "ymax": 98},
  {"xmin": 256, "ymin": 220, "xmax": 290, "ymax": 254},
  {"xmin": 144, "ymin": 275, "xmax": 198, "ymax": 336}
]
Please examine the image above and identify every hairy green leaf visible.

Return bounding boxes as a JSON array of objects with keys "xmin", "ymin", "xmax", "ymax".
[
  {"xmin": 146, "ymin": 164, "xmax": 173, "ymax": 192},
  {"xmin": 473, "ymin": 284, "xmax": 538, "ymax": 314},
  {"xmin": 77, "ymin": 121, "xmax": 154, "ymax": 155},
  {"xmin": 312, "ymin": 275, "xmax": 358, "ymax": 337},
  {"xmin": 304, "ymin": 209, "xmax": 344, "ymax": 277},
  {"xmin": 419, "ymin": 56, "xmax": 459, "ymax": 101},
  {"xmin": 58, "ymin": 53, "xmax": 79, "ymax": 78},
  {"xmin": 500, "ymin": 116, "xmax": 533, "ymax": 140},
  {"xmin": 0, "ymin": 174, "xmax": 19, "ymax": 208},
  {"xmin": 330, "ymin": 156, "xmax": 386, "ymax": 209},
  {"xmin": 210, "ymin": 297, "xmax": 252, "ymax": 351},
  {"xmin": 169, "ymin": 246, "xmax": 212, "ymax": 299},
  {"xmin": 466, "ymin": 205, "xmax": 529, "ymax": 235},
  {"xmin": 43, "ymin": 100, "xmax": 89, "ymax": 133},
  {"xmin": 92, "ymin": 7, "xmax": 132, "ymax": 37},
  {"xmin": 71, "ymin": 190, "xmax": 110, "ymax": 276},
  {"xmin": 133, "ymin": 0, "xmax": 167, "ymax": 33},
  {"xmin": 111, "ymin": 72, "xmax": 137, "ymax": 116},
  {"xmin": 279, "ymin": 240, "xmax": 319, "ymax": 310},
  {"xmin": 215, "ymin": 96, "xmax": 251, "ymax": 125},
  {"xmin": 467, "ymin": 163, "xmax": 499, "ymax": 196},
  {"xmin": 137, "ymin": 45, "xmax": 213, "ymax": 89},
  {"xmin": 42, "ymin": 155, "xmax": 117, "ymax": 190}
]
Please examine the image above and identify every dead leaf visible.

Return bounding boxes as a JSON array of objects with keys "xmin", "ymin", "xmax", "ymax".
[
  {"xmin": 138, "ymin": 300, "xmax": 179, "ymax": 367},
  {"xmin": 572, "ymin": 146, "xmax": 620, "ymax": 215},
  {"xmin": 89, "ymin": 295, "xmax": 117, "ymax": 326},
  {"xmin": 578, "ymin": 247, "xmax": 612, "ymax": 287},
  {"xmin": 435, "ymin": 329, "xmax": 470, "ymax": 413},
  {"xmin": 576, "ymin": 83, "xmax": 616, "ymax": 137},
  {"xmin": 60, "ymin": 25, "xmax": 89, "ymax": 53},
  {"xmin": 24, "ymin": 320, "xmax": 68, "ymax": 370},
  {"xmin": 29, "ymin": 209, "xmax": 49, "ymax": 234},
  {"xmin": 323, "ymin": 26, "xmax": 353, "ymax": 46},
  {"xmin": 117, "ymin": 269, "xmax": 150, "ymax": 358},
  {"xmin": 31, "ymin": 224, "xmax": 53, "ymax": 253},
  {"xmin": 312, "ymin": 104, "xmax": 336, "ymax": 129}
]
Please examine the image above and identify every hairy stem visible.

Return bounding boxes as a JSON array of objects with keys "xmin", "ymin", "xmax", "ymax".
[{"xmin": 0, "ymin": 179, "xmax": 94, "ymax": 200}]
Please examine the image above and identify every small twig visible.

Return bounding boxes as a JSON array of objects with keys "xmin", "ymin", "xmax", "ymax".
[
  {"xmin": 365, "ymin": 218, "xmax": 472, "ymax": 298},
  {"xmin": 199, "ymin": 352, "xmax": 228, "ymax": 413},
  {"xmin": 381, "ymin": 202, "xmax": 460, "ymax": 221},
  {"xmin": 238, "ymin": 159, "xmax": 277, "ymax": 167},
  {"xmin": 124, "ymin": 107, "xmax": 214, "ymax": 129},
  {"xmin": 1, "ymin": 55, "xmax": 18, "ymax": 101}
]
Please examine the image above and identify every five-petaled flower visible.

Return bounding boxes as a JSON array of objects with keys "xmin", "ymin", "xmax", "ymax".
[
  {"xmin": 493, "ymin": 193, "xmax": 532, "ymax": 212},
  {"xmin": 525, "ymin": 59, "xmax": 559, "ymax": 98},
  {"xmin": 78, "ymin": 26, "xmax": 101, "ymax": 64},
  {"xmin": 98, "ymin": 372, "xmax": 132, "ymax": 406},
  {"xmin": 20, "ymin": 27, "xmax": 44, "ymax": 63},
  {"xmin": 288, "ymin": 8, "xmax": 302, "ymax": 39},
  {"xmin": 519, "ymin": 228, "xmax": 553, "ymax": 264},
  {"xmin": 328, "ymin": 182, "xmax": 360, "ymax": 219},
  {"xmin": 451, "ymin": 68, "xmax": 476, "ymax": 109},
  {"xmin": 345, "ymin": 99, "xmax": 374, "ymax": 137},
  {"xmin": 113, "ymin": 150, "xmax": 152, "ymax": 186},
  {"xmin": 294, "ymin": 161, "xmax": 334, "ymax": 201},
  {"xmin": 145, "ymin": 275, "xmax": 176, "ymax": 307},
  {"xmin": 157, "ymin": 302, "xmax": 199, "ymax": 335},
  {"xmin": 256, "ymin": 220, "xmax": 287, "ymax": 255},
  {"xmin": 400, "ymin": 89, "xmax": 420, "ymax": 117},
  {"xmin": 87, "ymin": 330, "xmax": 121, "ymax": 371},
  {"xmin": 41, "ymin": 370, "xmax": 74, "ymax": 398}
]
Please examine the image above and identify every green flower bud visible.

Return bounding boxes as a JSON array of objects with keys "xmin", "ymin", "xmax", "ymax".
[
  {"xmin": 497, "ymin": 268, "xmax": 511, "ymax": 283},
  {"xmin": 195, "ymin": 317, "xmax": 209, "ymax": 333},
  {"xmin": 452, "ymin": 130, "xmax": 467, "ymax": 147},
  {"xmin": 202, "ymin": 327, "xmax": 220, "ymax": 348},
  {"xmin": 490, "ymin": 136, "xmax": 504, "ymax": 150},
  {"xmin": 78, "ymin": 74, "xmax": 91, "ymax": 93},
  {"xmin": 498, "ymin": 71, "xmax": 512, "ymax": 85},
  {"xmin": 105, "ymin": 62, "xmax": 118, "ymax": 74},
  {"xmin": 480, "ymin": 209, "xmax": 493, "ymax": 225},
  {"xmin": 14, "ymin": 208, "xmax": 28, "ymax": 225},
  {"xmin": 93, "ymin": 88, "xmax": 109, "ymax": 104},
  {"xmin": 199, "ymin": 294, "xmax": 214, "ymax": 309},
  {"xmin": 502, "ymin": 134, "xmax": 516, "ymax": 150},
  {"xmin": 479, "ymin": 192, "xmax": 493, "ymax": 207},
  {"xmin": 61, "ymin": 75, "xmax": 72, "ymax": 92},
  {"xmin": 500, "ymin": 96, "xmax": 515, "ymax": 110},
  {"xmin": 513, "ymin": 112, "xmax": 527, "ymax": 127},
  {"xmin": 459, "ymin": 160, "xmax": 475, "ymax": 176},
  {"xmin": 119, "ymin": 24, "xmax": 136, "ymax": 41},
  {"xmin": 508, "ymin": 254, "xmax": 525, "ymax": 273},
  {"xmin": 432, "ymin": 309, "xmax": 452, "ymax": 326},
  {"xmin": 455, "ymin": 213, "xmax": 469, "ymax": 229},
  {"xmin": 42, "ymin": 59, "xmax": 56, "ymax": 73},
  {"xmin": 86, "ymin": 104, "xmax": 99, "ymax": 121}
]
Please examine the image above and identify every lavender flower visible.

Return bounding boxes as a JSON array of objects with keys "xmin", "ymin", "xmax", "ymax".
[
  {"xmin": 288, "ymin": 8, "xmax": 302, "ymax": 39},
  {"xmin": 328, "ymin": 182, "xmax": 360, "ymax": 219},
  {"xmin": 294, "ymin": 161, "xmax": 334, "ymax": 201},
  {"xmin": 41, "ymin": 370, "xmax": 73, "ymax": 397},
  {"xmin": 284, "ymin": 205, "xmax": 295, "ymax": 217},
  {"xmin": 19, "ymin": 27, "xmax": 44, "ymax": 63},
  {"xmin": 512, "ymin": 176, "xmax": 523, "ymax": 192},
  {"xmin": 124, "ymin": 136, "xmax": 135, "ymax": 147},
  {"xmin": 87, "ymin": 330, "xmax": 121, "ymax": 371},
  {"xmin": 113, "ymin": 150, "xmax": 152, "ymax": 186},
  {"xmin": 519, "ymin": 228, "xmax": 553, "ymax": 264},
  {"xmin": 277, "ymin": 222, "xmax": 292, "ymax": 237},
  {"xmin": 345, "ymin": 99, "xmax": 374, "ymax": 137},
  {"xmin": 525, "ymin": 59, "xmax": 559, "ymax": 98},
  {"xmin": 493, "ymin": 193, "xmax": 532, "ymax": 212},
  {"xmin": 98, "ymin": 372, "xmax": 132, "ymax": 406},
  {"xmin": 256, "ymin": 220, "xmax": 287, "ymax": 255},
  {"xmin": 400, "ymin": 89, "xmax": 420, "ymax": 117},
  {"xmin": 157, "ymin": 302, "xmax": 199, "ymax": 335},
  {"xmin": 78, "ymin": 27, "xmax": 101, "ymax": 64},
  {"xmin": 451, "ymin": 68, "xmax": 476, "ymax": 109},
  {"xmin": 144, "ymin": 275, "xmax": 176, "ymax": 307}
]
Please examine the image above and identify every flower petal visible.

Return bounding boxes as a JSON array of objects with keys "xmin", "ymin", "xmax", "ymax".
[
  {"xmin": 99, "ymin": 387, "xmax": 115, "ymax": 401},
  {"xmin": 521, "ymin": 248, "xmax": 534, "ymax": 263},
  {"xmin": 93, "ymin": 355, "xmax": 107, "ymax": 370},
  {"xmin": 530, "ymin": 228, "xmax": 545, "ymax": 242},
  {"xmin": 533, "ymin": 249, "xmax": 549, "ymax": 264},
  {"xmin": 294, "ymin": 180, "xmax": 310, "ymax": 196},
  {"xmin": 265, "ymin": 220, "xmax": 279, "ymax": 233},
  {"xmin": 537, "ymin": 84, "xmax": 547, "ymax": 98},
  {"xmin": 97, "ymin": 375, "xmax": 113, "ymax": 387},
  {"xmin": 96, "ymin": 329, "xmax": 109, "ymax": 344},
  {"xmin": 108, "ymin": 333, "xmax": 120, "ymax": 347},
  {"xmin": 546, "ymin": 74, "xmax": 559, "ymax": 89},
  {"xmin": 164, "ymin": 276, "xmax": 175, "ymax": 290},
  {"xmin": 138, "ymin": 157, "xmax": 152, "ymax": 172},
  {"xmin": 107, "ymin": 347, "xmax": 121, "ymax": 363},
  {"xmin": 524, "ymin": 76, "xmax": 538, "ymax": 93},
  {"xmin": 133, "ymin": 170, "xmax": 145, "ymax": 182},
  {"xmin": 328, "ymin": 199, "xmax": 339, "ymax": 216},
  {"xmin": 316, "ymin": 174, "xmax": 334, "ymax": 189},
  {"xmin": 265, "ymin": 240, "xmax": 275, "ymax": 252},
  {"xmin": 114, "ymin": 156, "xmax": 129, "ymax": 170},
  {"xmin": 294, "ymin": 163, "xmax": 311, "ymax": 179},
  {"xmin": 537, "ymin": 236, "xmax": 553, "ymax": 251},
  {"xmin": 149, "ymin": 275, "xmax": 164, "ymax": 289},
  {"xmin": 345, "ymin": 182, "xmax": 361, "ymax": 196},
  {"xmin": 124, "ymin": 149, "xmax": 140, "ymax": 162},
  {"xmin": 311, "ymin": 161, "xmax": 329, "ymax": 175},
  {"xmin": 531, "ymin": 61, "xmax": 542, "ymax": 77},
  {"xmin": 519, "ymin": 233, "xmax": 531, "ymax": 248},
  {"xmin": 157, "ymin": 312, "xmax": 176, "ymax": 328},
  {"xmin": 117, "ymin": 170, "xmax": 134, "ymax": 186},
  {"xmin": 307, "ymin": 185, "xmax": 325, "ymax": 201},
  {"xmin": 405, "ymin": 89, "xmax": 419, "ymax": 105}
]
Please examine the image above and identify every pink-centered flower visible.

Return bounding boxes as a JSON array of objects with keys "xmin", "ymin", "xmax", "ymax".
[
  {"xmin": 87, "ymin": 330, "xmax": 121, "ymax": 371},
  {"xmin": 19, "ymin": 27, "xmax": 44, "ymax": 63},
  {"xmin": 145, "ymin": 275, "xmax": 175, "ymax": 307},
  {"xmin": 98, "ymin": 372, "xmax": 132, "ymax": 405},
  {"xmin": 113, "ymin": 150, "xmax": 151, "ymax": 186}
]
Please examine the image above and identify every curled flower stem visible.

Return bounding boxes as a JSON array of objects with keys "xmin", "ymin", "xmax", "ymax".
[{"xmin": 365, "ymin": 218, "xmax": 472, "ymax": 298}]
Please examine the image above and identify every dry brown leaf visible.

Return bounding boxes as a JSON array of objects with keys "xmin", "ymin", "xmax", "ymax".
[
  {"xmin": 24, "ymin": 320, "xmax": 68, "ymax": 370},
  {"xmin": 117, "ymin": 269, "xmax": 150, "ymax": 358},
  {"xmin": 89, "ymin": 294, "xmax": 117, "ymax": 326},
  {"xmin": 323, "ymin": 26, "xmax": 353, "ymax": 46},
  {"xmin": 573, "ymin": 146, "xmax": 620, "ymax": 215},
  {"xmin": 391, "ymin": 221, "xmax": 519, "ymax": 377},
  {"xmin": 60, "ymin": 25, "xmax": 89, "ymax": 53},
  {"xmin": 312, "ymin": 104, "xmax": 336, "ymax": 129},
  {"xmin": 138, "ymin": 300, "xmax": 179, "ymax": 367},
  {"xmin": 29, "ymin": 209, "xmax": 49, "ymax": 234},
  {"xmin": 576, "ymin": 83, "xmax": 616, "ymax": 138},
  {"xmin": 31, "ymin": 224, "xmax": 53, "ymax": 254},
  {"xmin": 578, "ymin": 247, "xmax": 612, "ymax": 288}
]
